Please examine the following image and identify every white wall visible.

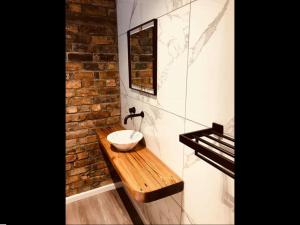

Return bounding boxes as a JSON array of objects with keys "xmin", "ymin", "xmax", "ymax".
[{"xmin": 116, "ymin": 0, "xmax": 234, "ymax": 224}]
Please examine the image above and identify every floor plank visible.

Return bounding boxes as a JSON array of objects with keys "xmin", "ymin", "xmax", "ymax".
[{"xmin": 66, "ymin": 189, "xmax": 133, "ymax": 224}]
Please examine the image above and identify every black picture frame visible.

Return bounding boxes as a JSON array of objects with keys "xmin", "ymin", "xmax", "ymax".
[{"xmin": 127, "ymin": 19, "xmax": 157, "ymax": 96}]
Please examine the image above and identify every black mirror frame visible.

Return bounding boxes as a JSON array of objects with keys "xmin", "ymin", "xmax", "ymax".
[{"xmin": 127, "ymin": 19, "xmax": 157, "ymax": 96}]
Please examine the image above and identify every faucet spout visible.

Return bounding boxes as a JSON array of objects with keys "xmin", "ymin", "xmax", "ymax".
[{"xmin": 124, "ymin": 111, "xmax": 144, "ymax": 124}]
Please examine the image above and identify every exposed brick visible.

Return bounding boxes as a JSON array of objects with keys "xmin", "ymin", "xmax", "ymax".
[
  {"xmin": 70, "ymin": 181, "xmax": 85, "ymax": 189},
  {"xmin": 78, "ymin": 105, "xmax": 91, "ymax": 112},
  {"xmin": 78, "ymin": 24, "xmax": 115, "ymax": 36},
  {"xmin": 83, "ymin": 63, "xmax": 99, "ymax": 71},
  {"xmin": 79, "ymin": 120, "xmax": 95, "ymax": 129},
  {"xmin": 93, "ymin": 54, "xmax": 117, "ymax": 62},
  {"xmin": 110, "ymin": 107, "xmax": 120, "ymax": 116},
  {"xmin": 93, "ymin": 95, "xmax": 119, "ymax": 104},
  {"xmin": 82, "ymin": 4, "xmax": 106, "ymax": 16},
  {"xmin": 81, "ymin": 143, "xmax": 98, "ymax": 151},
  {"xmin": 74, "ymin": 158, "xmax": 94, "ymax": 167},
  {"xmin": 66, "ymin": 145, "xmax": 79, "ymax": 153},
  {"xmin": 68, "ymin": 3, "xmax": 81, "ymax": 13},
  {"xmin": 68, "ymin": 53, "xmax": 93, "ymax": 62},
  {"xmin": 72, "ymin": 43, "xmax": 89, "ymax": 52},
  {"xmin": 66, "ymin": 113, "xmax": 87, "ymax": 122},
  {"xmin": 66, "ymin": 24, "xmax": 78, "ymax": 33},
  {"xmin": 66, "ymin": 163, "xmax": 72, "ymax": 171},
  {"xmin": 94, "ymin": 72, "xmax": 100, "ymax": 79},
  {"xmin": 67, "ymin": 13, "xmax": 116, "ymax": 26},
  {"xmin": 76, "ymin": 88, "xmax": 98, "ymax": 96},
  {"xmin": 87, "ymin": 111, "xmax": 110, "ymax": 120},
  {"xmin": 91, "ymin": 36, "xmax": 114, "ymax": 45},
  {"xmin": 66, "ymin": 175, "xmax": 79, "ymax": 184},
  {"xmin": 72, "ymin": 33, "xmax": 92, "ymax": 44},
  {"xmin": 66, "ymin": 0, "xmax": 118, "ymax": 196},
  {"xmin": 74, "ymin": 71, "xmax": 94, "ymax": 80},
  {"xmin": 139, "ymin": 54, "xmax": 153, "ymax": 61},
  {"xmin": 66, "ymin": 154, "xmax": 77, "ymax": 163},
  {"xmin": 89, "ymin": 149, "xmax": 101, "ymax": 157},
  {"xmin": 106, "ymin": 62, "xmax": 118, "ymax": 70},
  {"xmin": 94, "ymin": 119, "xmax": 106, "ymax": 126},
  {"xmin": 80, "ymin": 135, "xmax": 98, "ymax": 144},
  {"xmin": 66, "ymin": 139, "xmax": 77, "ymax": 148},
  {"xmin": 69, "ymin": 166, "xmax": 89, "ymax": 176},
  {"xmin": 99, "ymin": 87, "xmax": 119, "ymax": 95},
  {"xmin": 107, "ymin": 9, "xmax": 116, "ymax": 17},
  {"xmin": 69, "ymin": 97, "xmax": 93, "ymax": 105},
  {"xmin": 81, "ymin": 80, "xmax": 95, "ymax": 87},
  {"xmin": 99, "ymin": 71, "xmax": 118, "ymax": 79},
  {"xmin": 92, "ymin": 45, "xmax": 117, "ymax": 54},
  {"xmin": 66, "ymin": 62, "xmax": 82, "ymax": 71},
  {"xmin": 81, "ymin": 175, "xmax": 88, "ymax": 180},
  {"xmin": 66, "ymin": 129, "xmax": 89, "ymax": 139},
  {"xmin": 91, "ymin": 104, "xmax": 101, "ymax": 112},
  {"xmin": 90, "ymin": 162, "xmax": 107, "ymax": 170},
  {"xmin": 66, "ymin": 89, "xmax": 76, "ymax": 97},
  {"xmin": 66, "ymin": 122, "xmax": 79, "ymax": 132},
  {"xmin": 106, "ymin": 79, "xmax": 116, "ymax": 87},
  {"xmin": 77, "ymin": 151, "xmax": 89, "ymax": 160},
  {"xmin": 66, "ymin": 80, "xmax": 81, "ymax": 89},
  {"xmin": 79, "ymin": 137, "xmax": 87, "ymax": 144},
  {"xmin": 106, "ymin": 116, "xmax": 120, "ymax": 125},
  {"xmin": 66, "ymin": 106, "xmax": 78, "ymax": 114},
  {"xmin": 87, "ymin": 135, "xmax": 98, "ymax": 143},
  {"xmin": 93, "ymin": 80, "xmax": 106, "ymax": 87}
]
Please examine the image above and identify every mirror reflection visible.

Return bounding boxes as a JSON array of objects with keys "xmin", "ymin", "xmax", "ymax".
[{"xmin": 128, "ymin": 19, "xmax": 157, "ymax": 95}]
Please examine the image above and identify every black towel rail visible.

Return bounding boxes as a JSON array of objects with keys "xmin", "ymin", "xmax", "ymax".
[{"xmin": 179, "ymin": 123, "xmax": 235, "ymax": 178}]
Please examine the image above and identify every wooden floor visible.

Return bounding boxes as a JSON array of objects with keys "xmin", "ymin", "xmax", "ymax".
[{"xmin": 66, "ymin": 190, "xmax": 133, "ymax": 224}]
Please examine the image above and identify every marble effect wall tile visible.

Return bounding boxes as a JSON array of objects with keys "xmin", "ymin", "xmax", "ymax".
[
  {"xmin": 117, "ymin": 0, "xmax": 235, "ymax": 224},
  {"xmin": 139, "ymin": 102, "xmax": 185, "ymax": 178},
  {"xmin": 118, "ymin": 5, "xmax": 190, "ymax": 117},
  {"xmin": 181, "ymin": 120, "xmax": 234, "ymax": 224},
  {"xmin": 120, "ymin": 94, "xmax": 144, "ymax": 131},
  {"xmin": 186, "ymin": 0, "xmax": 234, "ymax": 136},
  {"xmin": 116, "ymin": 0, "xmax": 190, "ymax": 36}
]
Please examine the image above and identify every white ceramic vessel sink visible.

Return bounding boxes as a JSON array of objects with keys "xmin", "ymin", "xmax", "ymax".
[{"xmin": 107, "ymin": 130, "xmax": 143, "ymax": 151}]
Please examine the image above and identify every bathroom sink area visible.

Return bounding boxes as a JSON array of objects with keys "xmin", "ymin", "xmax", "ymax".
[
  {"xmin": 96, "ymin": 125, "xmax": 184, "ymax": 203},
  {"xmin": 107, "ymin": 130, "xmax": 143, "ymax": 151}
]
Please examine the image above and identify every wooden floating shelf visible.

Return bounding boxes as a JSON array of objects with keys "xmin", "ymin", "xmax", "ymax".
[{"xmin": 96, "ymin": 124, "xmax": 184, "ymax": 203}]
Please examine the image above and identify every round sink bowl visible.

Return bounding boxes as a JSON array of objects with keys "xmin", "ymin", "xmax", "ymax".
[{"xmin": 107, "ymin": 130, "xmax": 143, "ymax": 151}]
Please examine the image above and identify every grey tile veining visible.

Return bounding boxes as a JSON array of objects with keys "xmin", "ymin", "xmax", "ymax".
[
  {"xmin": 129, "ymin": 0, "xmax": 138, "ymax": 29},
  {"xmin": 182, "ymin": 120, "xmax": 234, "ymax": 224},
  {"xmin": 188, "ymin": 0, "xmax": 230, "ymax": 67},
  {"xmin": 185, "ymin": 0, "xmax": 234, "ymax": 131},
  {"xmin": 117, "ymin": 0, "xmax": 234, "ymax": 224},
  {"xmin": 116, "ymin": 0, "xmax": 191, "ymax": 36},
  {"xmin": 118, "ymin": 4, "xmax": 190, "ymax": 117}
]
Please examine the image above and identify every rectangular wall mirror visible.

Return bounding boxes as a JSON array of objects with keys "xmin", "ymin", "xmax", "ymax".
[{"xmin": 127, "ymin": 19, "xmax": 157, "ymax": 95}]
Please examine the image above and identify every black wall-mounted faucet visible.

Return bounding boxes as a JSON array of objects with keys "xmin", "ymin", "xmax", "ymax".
[{"xmin": 124, "ymin": 107, "xmax": 144, "ymax": 124}]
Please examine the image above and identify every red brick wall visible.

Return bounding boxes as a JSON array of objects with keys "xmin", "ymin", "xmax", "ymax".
[{"xmin": 65, "ymin": 0, "xmax": 120, "ymax": 196}]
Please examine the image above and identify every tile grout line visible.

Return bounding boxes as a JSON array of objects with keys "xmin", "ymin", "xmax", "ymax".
[
  {"xmin": 123, "ymin": 93, "xmax": 213, "ymax": 131},
  {"xmin": 117, "ymin": 1, "xmax": 192, "ymax": 38},
  {"xmin": 180, "ymin": 1, "xmax": 193, "ymax": 224},
  {"xmin": 122, "ymin": 92, "xmax": 234, "ymax": 137}
]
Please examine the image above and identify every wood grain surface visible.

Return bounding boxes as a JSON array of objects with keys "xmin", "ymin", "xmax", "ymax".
[{"xmin": 95, "ymin": 125, "xmax": 184, "ymax": 203}]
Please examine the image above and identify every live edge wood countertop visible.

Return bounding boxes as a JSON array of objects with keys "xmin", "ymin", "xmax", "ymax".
[{"xmin": 95, "ymin": 124, "xmax": 184, "ymax": 203}]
